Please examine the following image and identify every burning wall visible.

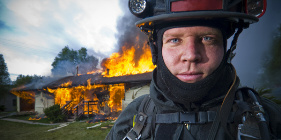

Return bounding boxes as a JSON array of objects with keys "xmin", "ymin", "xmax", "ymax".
[
  {"xmin": 11, "ymin": 90, "xmax": 35, "ymax": 111},
  {"xmin": 46, "ymin": 79, "xmax": 124, "ymax": 115}
]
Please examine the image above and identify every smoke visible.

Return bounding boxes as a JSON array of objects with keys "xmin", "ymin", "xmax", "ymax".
[
  {"xmin": 51, "ymin": 60, "xmax": 99, "ymax": 77},
  {"xmin": 232, "ymin": 0, "xmax": 281, "ymax": 87},
  {"xmin": 12, "ymin": 76, "xmax": 60, "ymax": 91},
  {"xmin": 109, "ymin": 0, "xmax": 148, "ymax": 65}
]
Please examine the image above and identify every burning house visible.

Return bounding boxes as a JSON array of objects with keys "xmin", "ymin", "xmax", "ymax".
[
  {"xmin": 11, "ymin": 78, "xmax": 57, "ymax": 113},
  {"xmin": 44, "ymin": 71, "xmax": 152, "ymax": 119},
  {"xmin": 11, "ymin": 71, "xmax": 152, "ymax": 120},
  {"xmin": 11, "ymin": 2, "xmax": 154, "ymax": 120},
  {"xmin": 11, "ymin": 43, "xmax": 155, "ymax": 120}
]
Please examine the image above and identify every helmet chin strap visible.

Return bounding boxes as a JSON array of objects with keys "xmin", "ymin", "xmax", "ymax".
[
  {"xmin": 148, "ymin": 38, "xmax": 158, "ymax": 65},
  {"xmin": 227, "ymin": 24, "xmax": 244, "ymax": 63}
]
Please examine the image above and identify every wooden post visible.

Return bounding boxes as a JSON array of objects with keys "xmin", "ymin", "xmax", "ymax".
[
  {"xmin": 88, "ymin": 101, "xmax": 89, "ymax": 118},
  {"xmin": 75, "ymin": 106, "xmax": 78, "ymax": 119}
]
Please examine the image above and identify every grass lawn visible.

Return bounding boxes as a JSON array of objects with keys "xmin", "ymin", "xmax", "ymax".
[
  {"xmin": 0, "ymin": 119, "xmax": 113, "ymax": 140},
  {"xmin": 9, "ymin": 114, "xmax": 51, "ymax": 123}
]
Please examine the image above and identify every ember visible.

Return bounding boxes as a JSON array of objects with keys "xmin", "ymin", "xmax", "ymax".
[{"xmin": 28, "ymin": 114, "xmax": 46, "ymax": 120}]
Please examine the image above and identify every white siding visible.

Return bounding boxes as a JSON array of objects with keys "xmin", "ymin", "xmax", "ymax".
[
  {"xmin": 35, "ymin": 92, "xmax": 54, "ymax": 114},
  {"xmin": 122, "ymin": 84, "xmax": 150, "ymax": 110}
]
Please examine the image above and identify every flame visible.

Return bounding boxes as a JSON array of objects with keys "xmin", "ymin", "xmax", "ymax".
[
  {"xmin": 102, "ymin": 43, "xmax": 155, "ymax": 77},
  {"xmin": 11, "ymin": 90, "xmax": 35, "ymax": 104},
  {"xmin": 12, "ymin": 36, "xmax": 154, "ymax": 122},
  {"xmin": 87, "ymin": 69, "xmax": 103, "ymax": 75},
  {"xmin": 29, "ymin": 117, "xmax": 41, "ymax": 120},
  {"xmin": 107, "ymin": 84, "xmax": 124, "ymax": 112},
  {"xmin": 47, "ymin": 79, "xmax": 124, "ymax": 114}
]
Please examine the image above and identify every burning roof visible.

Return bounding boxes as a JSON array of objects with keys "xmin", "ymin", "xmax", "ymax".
[
  {"xmin": 99, "ymin": 71, "xmax": 152, "ymax": 85},
  {"xmin": 44, "ymin": 72, "xmax": 152, "ymax": 89},
  {"xmin": 11, "ymin": 72, "xmax": 152, "ymax": 91},
  {"xmin": 11, "ymin": 77, "xmax": 60, "ymax": 92}
]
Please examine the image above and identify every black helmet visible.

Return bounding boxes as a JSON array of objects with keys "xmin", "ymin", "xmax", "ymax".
[
  {"xmin": 129, "ymin": 0, "xmax": 266, "ymax": 37},
  {"xmin": 128, "ymin": 0, "xmax": 267, "ymax": 64}
]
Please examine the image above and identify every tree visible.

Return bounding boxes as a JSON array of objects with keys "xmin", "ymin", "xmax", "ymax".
[
  {"xmin": 0, "ymin": 54, "xmax": 11, "ymax": 98},
  {"xmin": 260, "ymin": 24, "xmax": 281, "ymax": 87},
  {"xmin": 51, "ymin": 46, "xmax": 99, "ymax": 76},
  {"xmin": 13, "ymin": 74, "xmax": 42, "ymax": 87},
  {"xmin": 78, "ymin": 47, "xmax": 87, "ymax": 62}
]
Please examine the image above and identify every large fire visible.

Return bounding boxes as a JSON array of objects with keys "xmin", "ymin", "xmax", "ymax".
[
  {"xmin": 101, "ymin": 44, "xmax": 155, "ymax": 77},
  {"xmin": 49, "ymin": 44, "xmax": 154, "ymax": 118},
  {"xmin": 13, "ymin": 42, "xmax": 154, "ymax": 121},
  {"xmin": 47, "ymin": 79, "xmax": 124, "ymax": 115}
]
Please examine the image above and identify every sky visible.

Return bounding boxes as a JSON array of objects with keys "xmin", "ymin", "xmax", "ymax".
[
  {"xmin": 0, "ymin": 0, "xmax": 123, "ymax": 81},
  {"xmin": 0, "ymin": 0, "xmax": 281, "ymax": 88}
]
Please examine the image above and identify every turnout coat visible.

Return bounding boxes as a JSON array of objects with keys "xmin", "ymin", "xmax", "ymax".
[{"xmin": 106, "ymin": 78, "xmax": 281, "ymax": 140}]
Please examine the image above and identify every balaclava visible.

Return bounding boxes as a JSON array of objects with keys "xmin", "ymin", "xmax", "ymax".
[{"xmin": 153, "ymin": 20, "xmax": 236, "ymax": 109}]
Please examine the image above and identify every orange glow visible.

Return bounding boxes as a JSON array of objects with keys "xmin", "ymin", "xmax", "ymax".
[
  {"xmin": 11, "ymin": 90, "xmax": 35, "ymax": 104},
  {"xmin": 29, "ymin": 117, "xmax": 41, "ymax": 120},
  {"xmin": 12, "ymin": 36, "xmax": 154, "ymax": 121},
  {"xmin": 87, "ymin": 69, "xmax": 103, "ymax": 75},
  {"xmin": 107, "ymin": 84, "xmax": 124, "ymax": 112},
  {"xmin": 102, "ymin": 44, "xmax": 155, "ymax": 77},
  {"xmin": 47, "ymin": 79, "xmax": 124, "ymax": 114}
]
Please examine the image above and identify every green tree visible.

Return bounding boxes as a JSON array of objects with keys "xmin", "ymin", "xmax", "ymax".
[
  {"xmin": 0, "ymin": 54, "xmax": 11, "ymax": 98},
  {"xmin": 51, "ymin": 46, "xmax": 99, "ymax": 76},
  {"xmin": 78, "ymin": 47, "xmax": 87, "ymax": 62},
  {"xmin": 260, "ymin": 24, "xmax": 281, "ymax": 87}
]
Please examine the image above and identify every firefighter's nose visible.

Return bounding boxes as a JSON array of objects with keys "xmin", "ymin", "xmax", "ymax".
[{"xmin": 181, "ymin": 38, "xmax": 202, "ymax": 63}]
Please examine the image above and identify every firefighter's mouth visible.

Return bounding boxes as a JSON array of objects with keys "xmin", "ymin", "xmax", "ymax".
[{"xmin": 176, "ymin": 72, "xmax": 203, "ymax": 83}]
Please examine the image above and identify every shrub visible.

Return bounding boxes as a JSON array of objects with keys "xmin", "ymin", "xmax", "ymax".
[{"xmin": 43, "ymin": 104, "xmax": 66, "ymax": 123}]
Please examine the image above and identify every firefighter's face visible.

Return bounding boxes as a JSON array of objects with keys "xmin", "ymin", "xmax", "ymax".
[{"xmin": 162, "ymin": 26, "xmax": 224, "ymax": 83}]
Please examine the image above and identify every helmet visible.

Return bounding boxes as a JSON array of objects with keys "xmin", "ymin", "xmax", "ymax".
[
  {"xmin": 128, "ymin": 0, "xmax": 267, "ymax": 64},
  {"xmin": 129, "ymin": 0, "xmax": 266, "ymax": 36}
]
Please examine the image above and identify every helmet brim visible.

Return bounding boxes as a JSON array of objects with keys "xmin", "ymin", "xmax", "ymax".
[{"xmin": 136, "ymin": 11, "xmax": 259, "ymax": 27}]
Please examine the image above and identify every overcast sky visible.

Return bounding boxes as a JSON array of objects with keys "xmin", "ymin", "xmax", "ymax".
[
  {"xmin": 0, "ymin": 0, "xmax": 281, "ymax": 88},
  {"xmin": 0, "ymin": 0, "xmax": 123, "ymax": 80}
]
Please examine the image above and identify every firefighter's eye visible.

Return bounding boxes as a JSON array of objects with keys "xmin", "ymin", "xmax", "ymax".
[
  {"xmin": 202, "ymin": 36, "xmax": 213, "ymax": 41},
  {"xmin": 168, "ymin": 38, "xmax": 180, "ymax": 43}
]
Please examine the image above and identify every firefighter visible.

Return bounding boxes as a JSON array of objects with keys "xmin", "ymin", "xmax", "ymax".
[{"xmin": 106, "ymin": 0, "xmax": 281, "ymax": 139}]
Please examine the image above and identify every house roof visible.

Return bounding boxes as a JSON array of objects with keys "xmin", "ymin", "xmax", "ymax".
[
  {"xmin": 11, "ymin": 77, "xmax": 60, "ymax": 91},
  {"xmin": 45, "ymin": 72, "xmax": 152, "ymax": 89},
  {"xmin": 14, "ymin": 72, "xmax": 153, "ymax": 91},
  {"xmin": 43, "ymin": 74, "xmax": 99, "ymax": 89},
  {"xmin": 96, "ymin": 72, "xmax": 152, "ymax": 85}
]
